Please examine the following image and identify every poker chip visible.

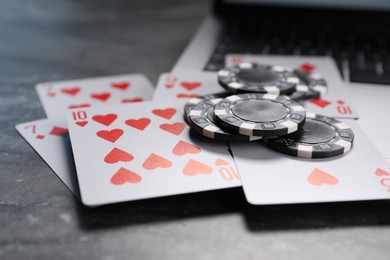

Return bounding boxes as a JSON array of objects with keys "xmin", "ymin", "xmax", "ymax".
[
  {"xmin": 188, "ymin": 98, "xmax": 262, "ymax": 142},
  {"xmin": 294, "ymin": 69, "xmax": 328, "ymax": 100},
  {"xmin": 183, "ymin": 92, "xmax": 229, "ymax": 123},
  {"xmin": 213, "ymin": 93, "xmax": 306, "ymax": 137},
  {"xmin": 288, "ymin": 82, "xmax": 310, "ymax": 102},
  {"xmin": 218, "ymin": 63, "xmax": 299, "ymax": 95},
  {"xmin": 181, "ymin": 63, "xmax": 353, "ymax": 159},
  {"xmin": 266, "ymin": 113, "xmax": 354, "ymax": 159}
]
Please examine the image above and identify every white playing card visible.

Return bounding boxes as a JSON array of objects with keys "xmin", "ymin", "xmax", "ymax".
[
  {"xmin": 36, "ymin": 74, "xmax": 154, "ymax": 121},
  {"xmin": 153, "ymin": 71, "xmax": 223, "ymax": 101},
  {"xmin": 230, "ymin": 120, "xmax": 390, "ymax": 205},
  {"xmin": 225, "ymin": 55, "xmax": 359, "ymax": 119},
  {"xmin": 15, "ymin": 119, "xmax": 80, "ymax": 198},
  {"xmin": 66, "ymin": 99, "xmax": 240, "ymax": 206},
  {"xmin": 350, "ymin": 84, "xmax": 390, "ymax": 160}
]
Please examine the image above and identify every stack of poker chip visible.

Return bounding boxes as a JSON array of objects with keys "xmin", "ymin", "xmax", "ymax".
[{"xmin": 184, "ymin": 63, "xmax": 354, "ymax": 159}]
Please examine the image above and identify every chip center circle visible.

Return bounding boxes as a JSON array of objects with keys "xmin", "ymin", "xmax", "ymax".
[
  {"xmin": 236, "ymin": 68, "xmax": 280, "ymax": 84},
  {"xmin": 293, "ymin": 118, "xmax": 336, "ymax": 144},
  {"xmin": 231, "ymin": 99, "xmax": 288, "ymax": 122}
]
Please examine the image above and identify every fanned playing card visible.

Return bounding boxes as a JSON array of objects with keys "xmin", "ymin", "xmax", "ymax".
[
  {"xmin": 225, "ymin": 55, "xmax": 359, "ymax": 119},
  {"xmin": 154, "ymin": 71, "xmax": 223, "ymax": 101},
  {"xmin": 230, "ymin": 120, "xmax": 390, "ymax": 205},
  {"xmin": 16, "ymin": 73, "xmax": 155, "ymax": 197},
  {"xmin": 66, "ymin": 99, "xmax": 240, "ymax": 206},
  {"xmin": 15, "ymin": 119, "xmax": 80, "ymax": 197},
  {"xmin": 36, "ymin": 74, "xmax": 154, "ymax": 120}
]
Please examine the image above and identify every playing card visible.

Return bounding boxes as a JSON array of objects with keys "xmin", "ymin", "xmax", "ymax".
[
  {"xmin": 15, "ymin": 119, "xmax": 80, "ymax": 197},
  {"xmin": 350, "ymin": 84, "xmax": 390, "ymax": 160},
  {"xmin": 36, "ymin": 74, "xmax": 154, "ymax": 120},
  {"xmin": 153, "ymin": 71, "xmax": 223, "ymax": 101},
  {"xmin": 230, "ymin": 120, "xmax": 390, "ymax": 205},
  {"xmin": 66, "ymin": 99, "xmax": 240, "ymax": 206},
  {"xmin": 225, "ymin": 55, "xmax": 359, "ymax": 119}
]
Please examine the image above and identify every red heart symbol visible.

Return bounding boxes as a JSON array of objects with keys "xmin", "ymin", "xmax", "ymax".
[
  {"xmin": 160, "ymin": 122, "xmax": 186, "ymax": 136},
  {"xmin": 180, "ymin": 81, "xmax": 201, "ymax": 91},
  {"xmin": 307, "ymin": 168, "xmax": 339, "ymax": 186},
  {"xmin": 111, "ymin": 82, "xmax": 130, "ymax": 90},
  {"xmin": 310, "ymin": 98, "xmax": 331, "ymax": 108},
  {"xmin": 215, "ymin": 158, "xmax": 229, "ymax": 166},
  {"xmin": 172, "ymin": 140, "xmax": 201, "ymax": 155},
  {"xmin": 122, "ymin": 98, "xmax": 143, "ymax": 103},
  {"xmin": 90, "ymin": 92, "xmax": 111, "ymax": 101},
  {"xmin": 125, "ymin": 118, "xmax": 151, "ymax": 131},
  {"xmin": 49, "ymin": 126, "xmax": 68, "ymax": 136},
  {"xmin": 76, "ymin": 121, "xmax": 88, "ymax": 127},
  {"xmin": 111, "ymin": 167, "xmax": 141, "ymax": 185},
  {"xmin": 176, "ymin": 93, "xmax": 199, "ymax": 99},
  {"xmin": 36, "ymin": 134, "xmax": 45, "ymax": 140},
  {"xmin": 142, "ymin": 153, "xmax": 172, "ymax": 170},
  {"xmin": 68, "ymin": 103, "xmax": 91, "ymax": 109},
  {"xmin": 104, "ymin": 148, "xmax": 134, "ymax": 164},
  {"xmin": 92, "ymin": 114, "xmax": 117, "ymax": 126},
  {"xmin": 375, "ymin": 168, "xmax": 390, "ymax": 177},
  {"xmin": 300, "ymin": 63, "xmax": 316, "ymax": 72},
  {"xmin": 183, "ymin": 159, "xmax": 213, "ymax": 176},
  {"xmin": 152, "ymin": 108, "xmax": 176, "ymax": 120},
  {"xmin": 165, "ymin": 83, "xmax": 174, "ymax": 89},
  {"xmin": 61, "ymin": 87, "xmax": 80, "ymax": 96},
  {"xmin": 96, "ymin": 129, "xmax": 123, "ymax": 143}
]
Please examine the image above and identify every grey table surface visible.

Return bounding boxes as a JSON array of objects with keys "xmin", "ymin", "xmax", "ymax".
[{"xmin": 1, "ymin": 1, "xmax": 390, "ymax": 259}]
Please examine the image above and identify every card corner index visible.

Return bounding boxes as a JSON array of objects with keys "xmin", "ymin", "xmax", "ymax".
[{"xmin": 15, "ymin": 122, "xmax": 29, "ymax": 133}]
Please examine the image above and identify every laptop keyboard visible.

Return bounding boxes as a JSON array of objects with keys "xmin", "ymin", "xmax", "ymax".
[{"xmin": 204, "ymin": 21, "xmax": 390, "ymax": 85}]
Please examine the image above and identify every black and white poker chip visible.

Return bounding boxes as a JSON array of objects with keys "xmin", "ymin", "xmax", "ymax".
[
  {"xmin": 288, "ymin": 81, "xmax": 310, "ymax": 101},
  {"xmin": 213, "ymin": 93, "xmax": 306, "ymax": 137},
  {"xmin": 266, "ymin": 113, "xmax": 354, "ymax": 159},
  {"xmin": 183, "ymin": 92, "xmax": 229, "ymax": 123},
  {"xmin": 218, "ymin": 63, "xmax": 299, "ymax": 95},
  {"xmin": 188, "ymin": 98, "xmax": 262, "ymax": 142},
  {"xmin": 294, "ymin": 69, "xmax": 328, "ymax": 100}
]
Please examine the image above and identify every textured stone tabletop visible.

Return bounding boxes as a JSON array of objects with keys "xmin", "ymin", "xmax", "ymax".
[{"xmin": 1, "ymin": 1, "xmax": 390, "ymax": 259}]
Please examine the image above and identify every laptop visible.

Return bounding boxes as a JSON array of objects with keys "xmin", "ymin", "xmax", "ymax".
[{"xmin": 173, "ymin": 0, "xmax": 390, "ymax": 160}]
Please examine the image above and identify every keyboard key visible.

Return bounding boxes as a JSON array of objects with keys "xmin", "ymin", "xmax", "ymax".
[
  {"xmin": 350, "ymin": 70, "xmax": 390, "ymax": 85},
  {"xmin": 301, "ymin": 48, "xmax": 320, "ymax": 56},
  {"xmin": 269, "ymin": 46, "xmax": 295, "ymax": 55},
  {"xmin": 349, "ymin": 60, "xmax": 377, "ymax": 72},
  {"xmin": 381, "ymin": 62, "xmax": 390, "ymax": 73}
]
